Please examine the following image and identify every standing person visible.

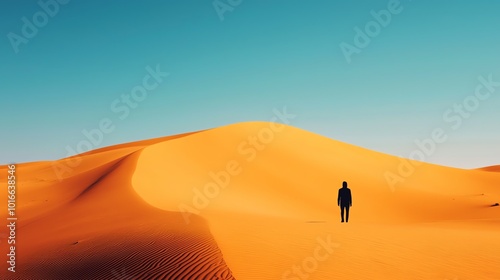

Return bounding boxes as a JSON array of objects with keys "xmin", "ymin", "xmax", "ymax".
[{"xmin": 337, "ymin": 181, "xmax": 352, "ymax": 223}]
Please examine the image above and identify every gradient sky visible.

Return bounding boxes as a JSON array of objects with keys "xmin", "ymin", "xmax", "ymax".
[{"xmin": 1, "ymin": 0, "xmax": 499, "ymax": 168}]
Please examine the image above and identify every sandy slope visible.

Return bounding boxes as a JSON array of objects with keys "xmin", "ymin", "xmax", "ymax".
[{"xmin": 1, "ymin": 122, "xmax": 499, "ymax": 279}]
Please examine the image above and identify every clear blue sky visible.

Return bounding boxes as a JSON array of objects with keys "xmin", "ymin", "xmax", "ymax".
[{"xmin": 1, "ymin": 0, "xmax": 499, "ymax": 168}]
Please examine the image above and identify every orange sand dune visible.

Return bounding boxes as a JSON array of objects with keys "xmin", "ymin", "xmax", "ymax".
[
  {"xmin": 478, "ymin": 165, "xmax": 500, "ymax": 173},
  {"xmin": 1, "ymin": 122, "xmax": 499, "ymax": 279}
]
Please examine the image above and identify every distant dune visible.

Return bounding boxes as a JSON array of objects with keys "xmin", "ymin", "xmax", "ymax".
[
  {"xmin": 1, "ymin": 122, "xmax": 499, "ymax": 279},
  {"xmin": 478, "ymin": 165, "xmax": 500, "ymax": 173}
]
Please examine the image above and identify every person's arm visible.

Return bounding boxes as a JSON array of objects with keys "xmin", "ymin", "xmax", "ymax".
[
  {"xmin": 349, "ymin": 189, "xmax": 352, "ymax": 206},
  {"xmin": 337, "ymin": 189, "xmax": 341, "ymax": 206}
]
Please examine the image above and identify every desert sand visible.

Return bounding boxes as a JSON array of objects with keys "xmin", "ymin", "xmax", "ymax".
[{"xmin": 1, "ymin": 122, "xmax": 499, "ymax": 279}]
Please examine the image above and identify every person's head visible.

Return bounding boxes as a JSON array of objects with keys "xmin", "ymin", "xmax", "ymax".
[{"xmin": 342, "ymin": 181, "xmax": 348, "ymax": 188}]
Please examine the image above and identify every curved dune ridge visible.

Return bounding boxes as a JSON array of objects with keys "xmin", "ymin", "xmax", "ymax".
[
  {"xmin": 0, "ymin": 135, "xmax": 235, "ymax": 279},
  {"xmin": 1, "ymin": 122, "xmax": 500, "ymax": 279}
]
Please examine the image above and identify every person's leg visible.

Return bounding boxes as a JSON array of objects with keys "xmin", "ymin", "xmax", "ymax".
[
  {"xmin": 340, "ymin": 206, "xmax": 345, "ymax": 222},
  {"xmin": 346, "ymin": 206, "xmax": 350, "ymax": 222}
]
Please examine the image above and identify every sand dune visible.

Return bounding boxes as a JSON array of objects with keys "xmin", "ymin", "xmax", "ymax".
[
  {"xmin": 1, "ymin": 137, "xmax": 234, "ymax": 279},
  {"xmin": 1, "ymin": 122, "xmax": 499, "ymax": 279},
  {"xmin": 479, "ymin": 165, "xmax": 500, "ymax": 173}
]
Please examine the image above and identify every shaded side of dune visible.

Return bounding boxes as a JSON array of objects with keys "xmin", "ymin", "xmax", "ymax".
[
  {"xmin": 11, "ymin": 151, "xmax": 235, "ymax": 280},
  {"xmin": 20, "ymin": 214, "xmax": 235, "ymax": 280},
  {"xmin": 478, "ymin": 165, "xmax": 500, "ymax": 173}
]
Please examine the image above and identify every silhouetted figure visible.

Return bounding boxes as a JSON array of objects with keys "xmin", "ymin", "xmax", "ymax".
[{"xmin": 337, "ymin": 181, "xmax": 352, "ymax": 223}]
